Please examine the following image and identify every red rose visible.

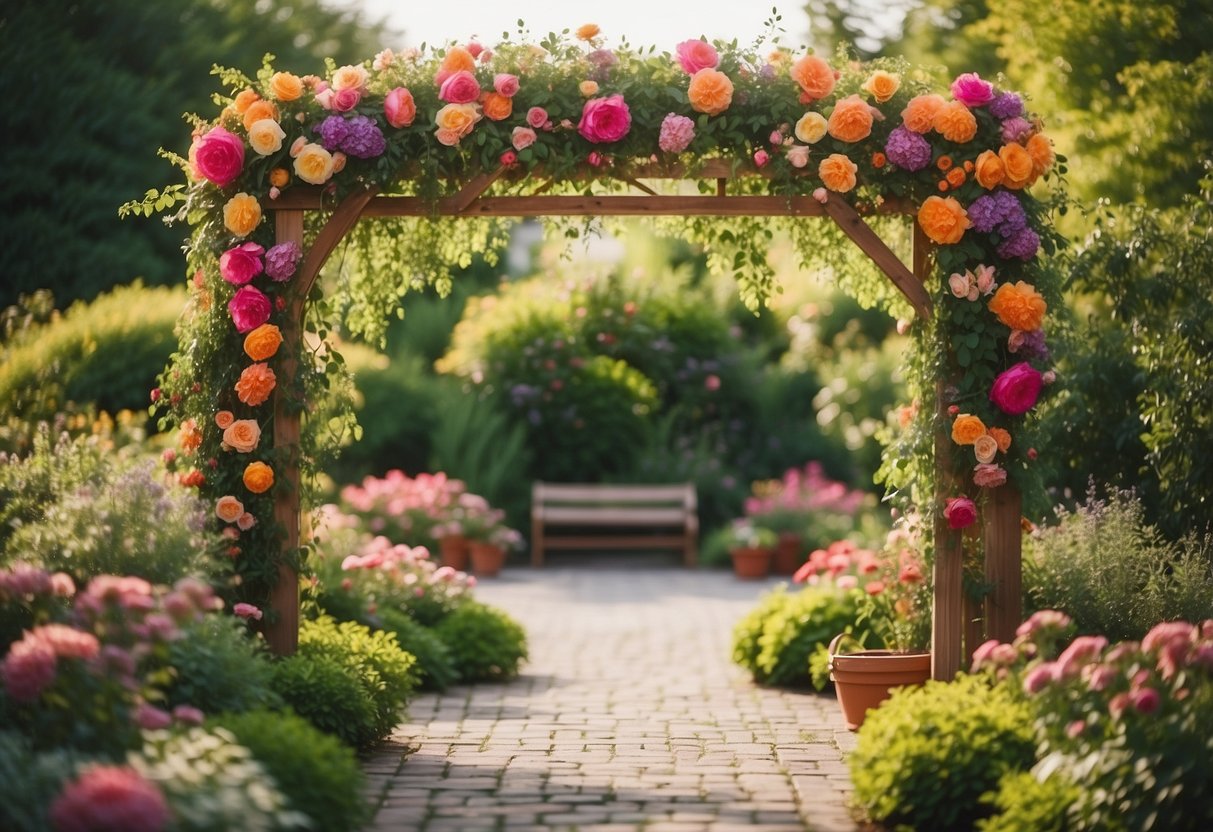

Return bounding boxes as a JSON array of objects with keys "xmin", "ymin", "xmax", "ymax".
[{"xmin": 944, "ymin": 496, "xmax": 977, "ymax": 529}]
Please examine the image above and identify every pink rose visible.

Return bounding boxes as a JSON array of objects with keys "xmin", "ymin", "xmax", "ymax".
[
  {"xmin": 134, "ymin": 703, "xmax": 173, "ymax": 730},
  {"xmin": 587, "ymin": 151, "xmax": 605, "ymax": 167},
  {"xmin": 193, "ymin": 126, "xmax": 245, "ymax": 187},
  {"xmin": 786, "ymin": 145, "xmax": 810, "ymax": 168},
  {"xmin": 511, "ymin": 126, "xmax": 537, "ymax": 150},
  {"xmin": 493, "ymin": 73, "xmax": 520, "ymax": 97},
  {"xmin": 1131, "ymin": 686, "xmax": 1160, "ymax": 714},
  {"xmin": 990, "ymin": 361, "xmax": 1044, "ymax": 415},
  {"xmin": 384, "ymin": 87, "xmax": 416, "ymax": 127},
  {"xmin": 439, "ymin": 70, "xmax": 481, "ymax": 104},
  {"xmin": 944, "ymin": 496, "xmax": 977, "ymax": 529},
  {"xmin": 753, "ymin": 149, "xmax": 770, "ymax": 167},
  {"xmin": 658, "ymin": 113, "xmax": 695, "ymax": 153},
  {"xmin": 227, "ymin": 286, "xmax": 272, "ymax": 333},
  {"xmin": 1022, "ymin": 663, "xmax": 1056, "ymax": 694},
  {"xmin": 332, "ymin": 87, "xmax": 362, "ymax": 112},
  {"xmin": 499, "ymin": 150, "xmax": 517, "ymax": 166},
  {"xmin": 972, "ymin": 463, "xmax": 1008, "ymax": 489},
  {"xmin": 578, "ymin": 94, "xmax": 632, "ymax": 143},
  {"xmin": 527, "ymin": 106, "xmax": 550, "ymax": 129},
  {"xmin": 675, "ymin": 38, "xmax": 719, "ymax": 74},
  {"xmin": 233, "ymin": 602, "xmax": 263, "ymax": 621},
  {"xmin": 951, "ymin": 72, "xmax": 995, "ymax": 107},
  {"xmin": 218, "ymin": 242, "xmax": 265, "ymax": 286},
  {"xmin": 466, "ymin": 41, "xmax": 484, "ymax": 58}
]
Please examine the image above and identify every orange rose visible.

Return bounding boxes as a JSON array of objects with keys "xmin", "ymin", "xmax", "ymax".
[
  {"xmin": 436, "ymin": 46, "xmax": 476, "ymax": 82},
  {"xmin": 243, "ymin": 461, "xmax": 275, "ymax": 494},
  {"xmin": 233, "ymin": 89, "xmax": 259, "ymax": 115},
  {"xmin": 215, "ymin": 410, "xmax": 235, "ymax": 430},
  {"xmin": 687, "ymin": 68, "xmax": 734, "ymax": 116},
  {"xmin": 269, "ymin": 167, "xmax": 290, "ymax": 188},
  {"xmin": 242, "ymin": 99, "xmax": 279, "ymax": 132},
  {"xmin": 222, "ymin": 193, "xmax": 262, "ymax": 238},
  {"xmin": 481, "ymin": 92, "xmax": 513, "ymax": 122},
  {"xmin": 243, "ymin": 323, "xmax": 283, "ymax": 362},
  {"xmin": 827, "ymin": 95, "xmax": 874, "ymax": 143},
  {"xmin": 1026, "ymin": 133, "xmax": 1054, "ymax": 177},
  {"xmin": 901, "ymin": 94, "xmax": 946, "ymax": 133},
  {"xmin": 235, "ymin": 363, "xmax": 276, "ymax": 407},
  {"xmin": 988, "ymin": 427, "xmax": 1012, "ymax": 453},
  {"xmin": 575, "ymin": 23, "xmax": 600, "ymax": 41},
  {"xmin": 269, "ymin": 72, "xmax": 303, "ymax": 102},
  {"xmin": 946, "ymin": 167, "xmax": 967, "ymax": 187},
  {"xmin": 917, "ymin": 195, "xmax": 970, "ymax": 245},
  {"xmin": 933, "ymin": 101, "xmax": 977, "ymax": 143},
  {"xmin": 951, "ymin": 414, "xmax": 987, "ymax": 445},
  {"xmin": 999, "ymin": 143, "xmax": 1035, "ymax": 189},
  {"xmin": 861, "ymin": 70, "xmax": 900, "ymax": 103},
  {"xmin": 790, "ymin": 54, "xmax": 835, "ymax": 101},
  {"xmin": 974, "ymin": 149, "xmax": 1005, "ymax": 190},
  {"xmin": 179, "ymin": 418, "xmax": 202, "ymax": 453},
  {"xmin": 434, "ymin": 103, "xmax": 482, "ymax": 137},
  {"xmin": 818, "ymin": 153, "xmax": 858, "ymax": 193},
  {"xmin": 222, "ymin": 419, "xmax": 261, "ymax": 453},
  {"xmin": 215, "ymin": 495, "xmax": 245, "ymax": 524},
  {"xmin": 988, "ymin": 281, "xmax": 1047, "ymax": 332}
]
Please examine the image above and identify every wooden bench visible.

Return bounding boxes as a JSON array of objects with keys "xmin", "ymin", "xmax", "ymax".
[{"xmin": 530, "ymin": 482, "xmax": 698, "ymax": 568}]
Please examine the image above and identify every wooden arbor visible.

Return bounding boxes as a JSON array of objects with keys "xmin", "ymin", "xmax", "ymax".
[{"xmin": 264, "ymin": 161, "xmax": 1022, "ymax": 681}]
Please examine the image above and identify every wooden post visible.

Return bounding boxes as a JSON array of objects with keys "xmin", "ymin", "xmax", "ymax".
[
  {"xmin": 265, "ymin": 208, "xmax": 305, "ymax": 656},
  {"xmin": 983, "ymin": 483, "xmax": 1023, "ymax": 644}
]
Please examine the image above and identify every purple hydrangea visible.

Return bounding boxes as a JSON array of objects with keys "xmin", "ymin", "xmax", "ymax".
[
  {"xmin": 997, "ymin": 226, "xmax": 1041, "ymax": 260},
  {"xmin": 989, "ymin": 92, "xmax": 1024, "ymax": 120},
  {"xmin": 586, "ymin": 48, "xmax": 618, "ymax": 81},
  {"xmin": 1001, "ymin": 116, "xmax": 1034, "ymax": 145},
  {"xmin": 340, "ymin": 115, "xmax": 386, "ymax": 159},
  {"xmin": 264, "ymin": 241, "xmax": 303, "ymax": 282},
  {"xmin": 1010, "ymin": 328, "xmax": 1050, "ymax": 361},
  {"xmin": 314, "ymin": 115, "xmax": 350, "ymax": 152},
  {"xmin": 884, "ymin": 125, "xmax": 932, "ymax": 172},
  {"xmin": 967, "ymin": 191, "xmax": 1024, "ymax": 234}
]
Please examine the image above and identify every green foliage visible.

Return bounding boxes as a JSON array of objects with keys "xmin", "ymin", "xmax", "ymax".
[
  {"xmin": 977, "ymin": 770, "xmax": 1081, "ymax": 832},
  {"xmin": 270, "ymin": 654, "xmax": 379, "ymax": 749},
  {"xmin": 433, "ymin": 601, "xmax": 528, "ymax": 682},
  {"xmin": 210, "ymin": 709, "xmax": 369, "ymax": 832},
  {"xmin": 731, "ymin": 584, "xmax": 861, "ymax": 686},
  {"xmin": 377, "ymin": 607, "xmax": 460, "ymax": 692},
  {"xmin": 0, "ymin": 731, "xmax": 87, "ymax": 832},
  {"xmin": 165, "ymin": 616, "xmax": 282, "ymax": 715},
  {"xmin": 850, "ymin": 674, "xmax": 1037, "ymax": 830},
  {"xmin": 1024, "ymin": 488, "xmax": 1213, "ymax": 641}
]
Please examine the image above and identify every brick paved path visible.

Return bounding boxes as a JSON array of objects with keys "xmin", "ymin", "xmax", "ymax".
[{"xmin": 362, "ymin": 566, "xmax": 861, "ymax": 831}]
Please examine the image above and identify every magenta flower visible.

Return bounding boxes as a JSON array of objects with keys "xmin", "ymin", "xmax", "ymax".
[
  {"xmin": 228, "ymin": 285, "xmax": 272, "ymax": 333},
  {"xmin": 950, "ymin": 72, "xmax": 995, "ymax": 107},
  {"xmin": 438, "ymin": 70, "xmax": 481, "ymax": 104},
  {"xmin": 675, "ymin": 38, "xmax": 719, "ymax": 74},
  {"xmin": 192, "ymin": 126, "xmax": 245, "ymax": 188},
  {"xmin": 218, "ymin": 242, "xmax": 265, "ymax": 286},
  {"xmin": 943, "ymin": 496, "xmax": 977, "ymax": 529},
  {"xmin": 578, "ymin": 94, "xmax": 632, "ymax": 143},
  {"xmin": 1131, "ymin": 686, "xmax": 1161, "ymax": 714},
  {"xmin": 990, "ymin": 362, "xmax": 1044, "ymax": 415}
]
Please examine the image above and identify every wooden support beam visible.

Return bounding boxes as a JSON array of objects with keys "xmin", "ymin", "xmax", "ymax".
[
  {"xmin": 932, "ymin": 379, "xmax": 965, "ymax": 681},
  {"xmin": 441, "ymin": 165, "xmax": 507, "ymax": 213},
  {"xmin": 983, "ymin": 483, "xmax": 1023, "ymax": 643},
  {"xmin": 295, "ymin": 186, "xmax": 379, "ymax": 299}
]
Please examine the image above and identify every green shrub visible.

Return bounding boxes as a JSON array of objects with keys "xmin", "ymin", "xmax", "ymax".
[
  {"xmin": 378, "ymin": 606, "xmax": 460, "ymax": 691},
  {"xmin": 165, "ymin": 616, "xmax": 282, "ymax": 714},
  {"xmin": 433, "ymin": 601, "xmax": 528, "ymax": 682},
  {"xmin": 731, "ymin": 584, "xmax": 860, "ymax": 687},
  {"xmin": 297, "ymin": 616, "xmax": 419, "ymax": 741},
  {"xmin": 978, "ymin": 770, "xmax": 1082, "ymax": 832},
  {"xmin": 0, "ymin": 731, "xmax": 86, "ymax": 832},
  {"xmin": 211, "ymin": 709, "xmax": 369, "ymax": 832},
  {"xmin": 271, "ymin": 654, "xmax": 380, "ymax": 748},
  {"xmin": 1025, "ymin": 487, "xmax": 1213, "ymax": 641},
  {"xmin": 850, "ymin": 674, "xmax": 1037, "ymax": 831}
]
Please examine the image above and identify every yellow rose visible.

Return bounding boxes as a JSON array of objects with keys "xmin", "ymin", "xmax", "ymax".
[
  {"xmin": 579, "ymin": 80, "xmax": 599, "ymax": 98},
  {"xmin": 268, "ymin": 72, "xmax": 303, "ymax": 101},
  {"xmin": 243, "ymin": 461, "xmax": 275, "ymax": 494},
  {"xmin": 222, "ymin": 193, "xmax": 262, "ymax": 238},
  {"xmin": 243, "ymin": 323, "xmax": 283, "ymax": 361},
  {"xmin": 973, "ymin": 434, "xmax": 999, "ymax": 464},
  {"xmin": 794, "ymin": 112, "xmax": 828, "ymax": 144},
  {"xmin": 215, "ymin": 495, "xmax": 245, "ymax": 524},
  {"xmin": 861, "ymin": 70, "xmax": 901, "ymax": 103},
  {"xmin": 434, "ymin": 103, "xmax": 482, "ymax": 138},
  {"xmin": 951, "ymin": 414, "xmax": 987, "ymax": 445},
  {"xmin": 247, "ymin": 119, "xmax": 286, "ymax": 156},
  {"xmin": 293, "ymin": 143, "xmax": 335, "ymax": 185}
]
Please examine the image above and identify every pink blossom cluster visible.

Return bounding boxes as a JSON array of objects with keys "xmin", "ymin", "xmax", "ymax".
[
  {"xmin": 338, "ymin": 469, "xmax": 467, "ymax": 540},
  {"xmin": 50, "ymin": 765, "xmax": 170, "ymax": 832},
  {"xmin": 340, "ymin": 535, "xmax": 476, "ymax": 601},
  {"xmin": 744, "ymin": 461, "xmax": 869, "ymax": 519},
  {"xmin": 0, "ymin": 563, "xmax": 76, "ymax": 600}
]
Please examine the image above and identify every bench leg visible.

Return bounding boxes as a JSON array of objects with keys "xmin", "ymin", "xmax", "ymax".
[{"xmin": 531, "ymin": 520, "xmax": 544, "ymax": 568}]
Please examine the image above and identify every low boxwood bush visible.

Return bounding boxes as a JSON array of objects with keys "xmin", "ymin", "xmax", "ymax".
[
  {"xmin": 165, "ymin": 616, "xmax": 282, "ymax": 715},
  {"xmin": 211, "ymin": 709, "xmax": 368, "ymax": 832},
  {"xmin": 378, "ymin": 606, "xmax": 459, "ymax": 691},
  {"xmin": 850, "ymin": 674, "xmax": 1037, "ymax": 831},
  {"xmin": 271, "ymin": 654, "xmax": 379, "ymax": 749},
  {"xmin": 433, "ymin": 601, "xmax": 527, "ymax": 682},
  {"xmin": 731, "ymin": 584, "xmax": 860, "ymax": 686},
  {"xmin": 978, "ymin": 771, "xmax": 1081, "ymax": 832}
]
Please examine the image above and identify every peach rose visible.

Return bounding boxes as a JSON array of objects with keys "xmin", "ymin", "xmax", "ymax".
[
  {"xmin": 999, "ymin": 143, "xmax": 1036, "ymax": 189},
  {"xmin": 481, "ymin": 92, "xmax": 513, "ymax": 121},
  {"xmin": 233, "ymin": 89, "xmax": 259, "ymax": 114},
  {"xmin": 293, "ymin": 143, "xmax": 335, "ymax": 185},
  {"xmin": 933, "ymin": 101, "xmax": 977, "ymax": 143},
  {"xmin": 243, "ymin": 461, "xmax": 275, "ymax": 494},
  {"xmin": 790, "ymin": 54, "xmax": 835, "ymax": 101},
  {"xmin": 861, "ymin": 70, "xmax": 900, "ymax": 103},
  {"xmin": 435, "ymin": 46, "xmax": 476, "ymax": 85},
  {"xmin": 951, "ymin": 414, "xmax": 987, "ymax": 445},
  {"xmin": 179, "ymin": 418, "xmax": 202, "ymax": 453},
  {"xmin": 241, "ymin": 99, "xmax": 279, "ymax": 133},
  {"xmin": 579, "ymin": 80, "xmax": 599, "ymax": 97},
  {"xmin": 269, "ymin": 72, "xmax": 303, "ymax": 102},
  {"xmin": 974, "ymin": 149, "xmax": 1005, "ymax": 189},
  {"xmin": 576, "ymin": 23, "xmax": 600, "ymax": 41},
  {"xmin": 214, "ymin": 410, "xmax": 235, "ymax": 430},
  {"xmin": 973, "ymin": 434, "xmax": 999, "ymax": 464},
  {"xmin": 235, "ymin": 363, "xmax": 276, "ymax": 407},
  {"xmin": 901, "ymin": 93, "xmax": 946, "ymax": 133},
  {"xmin": 795, "ymin": 111, "xmax": 828, "ymax": 143},
  {"xmin": 827, "ymin": 95, "xmax": 874, "ymax": 142},
  {"xmin": 818, "ymin": 153, "xmax": 858, "ymax": 193},
  {"xmin": 988, "ymin": 281, "xmax": 1047, "ymax": 332},
  {"xmin": 247, "ymin": 119, "xmax": 286, "ymax": 156},
  {"xmin": 384, "ymin": 87, "xmax": 416, "ymax": 128},
  {"xmin": 435, "ymin": 127, "xmax": 462, "ymax": 147},
  {"xmin": 434, "ymin": 103, "xmax": 482, "ymax": 138},
  {"xmin": 331, "ymin": 64, "xmax": 369, "ymax": 92},
  {"xmin": 687, "ymin": 68, "xmax": 734, "ymax": 116},
  {"xmin": 988, "ymin": 427, "xmax": 1012, "ymax": 453},
  {"xmin": 917, "ymin": 195, "xmax": 970, "ymax": 245},
  {"xmin": 222, "ymin": 419, "xmax": 261, "ymax": 453},
  {"xmin": 1027, "ymin": 133, "xmax": 1054, "ymax": 177},
  {"xmin": 215, "ymin": 496, "xmax": 245, "ymax": 524},
  {"xmin": 243, "ymin": 323, "xmax": 283, "ymax": 361},
  {"xmin": 222, "ymin": 193, "xmax": 262, "ymax": 238}
]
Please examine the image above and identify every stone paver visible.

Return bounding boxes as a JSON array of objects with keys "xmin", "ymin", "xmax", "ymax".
[{"xmin": 362, "ymin": 566, "xmax": 862, "ymax": 831}]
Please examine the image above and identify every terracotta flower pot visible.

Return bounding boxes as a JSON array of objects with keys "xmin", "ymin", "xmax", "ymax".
[
  {"xmin": 828, "ymin": 633, "xmax": 931, "ymax": 731},
  {"xmin": 772, "ymin": 532, "xmax": 803, "ymax": 575},
  {"xmin": 438, "ymin": 535, "xmax": 469, "ymax": 571},
  {"xmin": 469, "ymin": 541, "xmax": 506, "ymax": 577},
  {"xmin": 730, "ymin": 546, "xmax": 772, "ymax": 579}
]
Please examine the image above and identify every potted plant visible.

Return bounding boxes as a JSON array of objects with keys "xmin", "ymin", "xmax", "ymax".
[
  {"xmin": 724, "ymin": 520, "xmax": 778, "ymax": 579},
  {"xmin": 468, "ymin": 524, "xmax": 523, "ymax": 578}
]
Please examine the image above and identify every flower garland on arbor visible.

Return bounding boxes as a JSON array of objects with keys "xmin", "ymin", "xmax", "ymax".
[{"xmin": 129, "ymin": 22, "xmax": 1065, "ymax": 614}]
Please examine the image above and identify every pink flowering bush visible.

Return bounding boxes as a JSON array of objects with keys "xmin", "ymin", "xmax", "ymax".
[
  {"xmin": 972, "ymin": 612, "xmax": 1213, "ymax": 831},
  {"xmin": 744, "ymin": 461, "xmax": 885, "ymax": 549}
]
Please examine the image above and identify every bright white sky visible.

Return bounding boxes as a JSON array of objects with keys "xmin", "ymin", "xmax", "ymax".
[{"xmin": 331, "ymin": 0, "xmax": 816, "ymax": 52}]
